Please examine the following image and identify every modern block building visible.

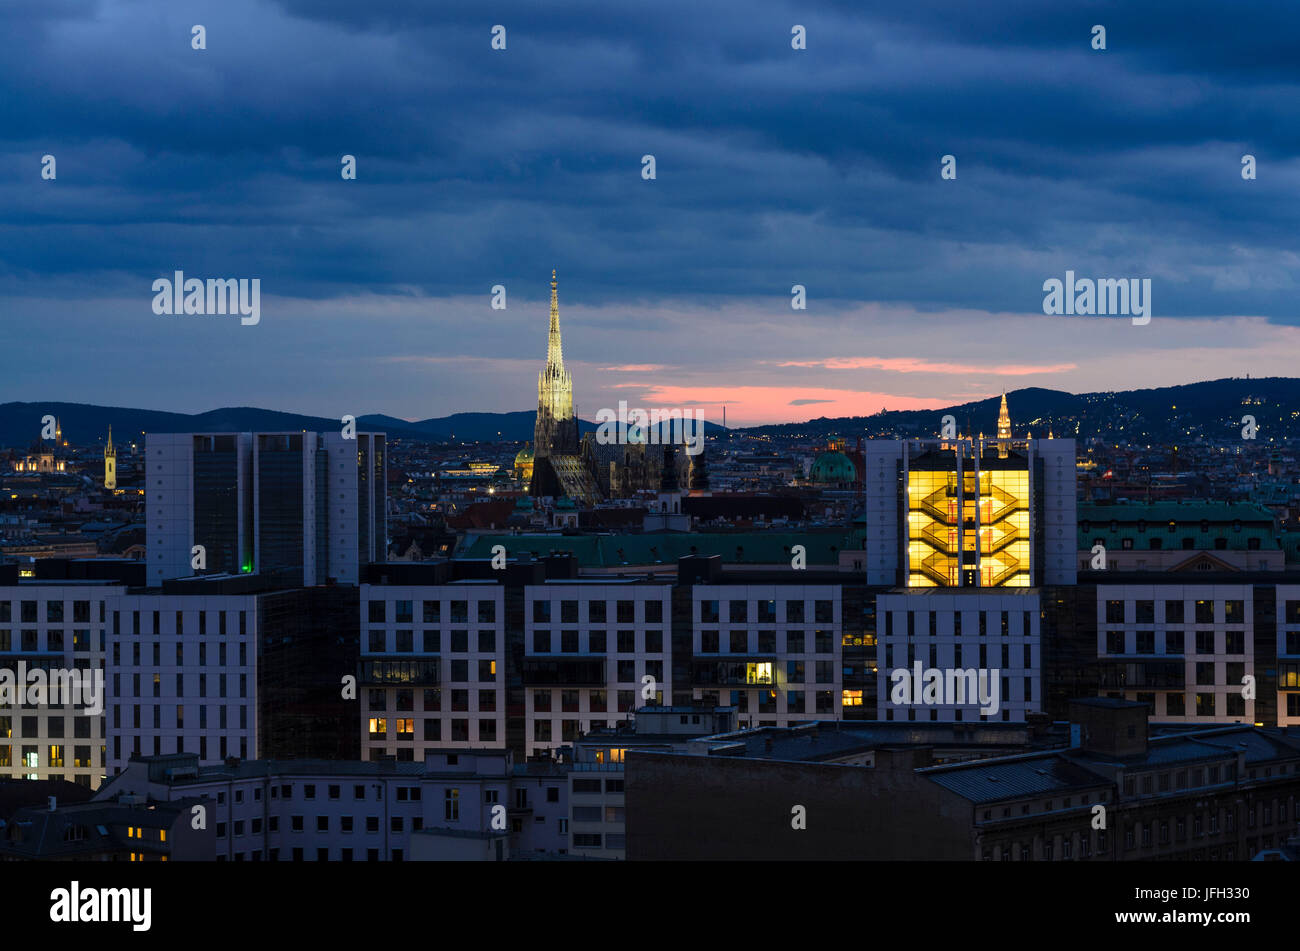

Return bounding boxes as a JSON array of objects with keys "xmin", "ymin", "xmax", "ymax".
[
  {"xmin": 875, "ymin": 589, "xmax": 1042, "ymax": 722},
  {"xmin": 360, "ymin": 579, "xmax": 506, "ymax": 760},
  {"xmin": 523, "ymin": 580, "xmax": 673, "ymax": 756},
  {"xmin": 147, "ymin": 431, "xmax": 386, "ymax": 587},
  {"xmin": 685, "ymin": 577, "xmax": 844, "ymax": 729},
  {"xmin": 864, "ymin": 415, "xmax": 1076, "ymax": 588},
  {"xmin": 0, "ymin": 574, "xmax": 122, "ymax": 787}
]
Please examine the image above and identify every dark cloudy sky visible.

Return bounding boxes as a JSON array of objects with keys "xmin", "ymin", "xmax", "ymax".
[{"xmin": 3, "ymin": 0, "xmax": 1299, "ymax": 426}]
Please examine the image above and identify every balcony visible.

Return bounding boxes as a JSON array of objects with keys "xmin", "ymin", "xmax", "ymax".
[
  {"xmin": 690, "ymin": 658, "xmax": 777, "ymax": 687},
  {"xmin": 359, "ymin": 659, "xmax": 440, "ymax": 686},
  {"xmin": 521, "ymin": 657, "xmax": 605, "ymax": 687},
  {"xmin": 1097, "ymin": 659, "xmax": 1185, "ymax": 690}
]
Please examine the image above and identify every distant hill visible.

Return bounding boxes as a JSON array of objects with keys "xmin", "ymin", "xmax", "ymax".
[
  {"xmin": 4, "ymin": 378, "xmax": 1282, "ymax": 448},
  {"xmin": 0, "ymin": 403, "xmax": 726, "ymax": 448},
  {"xmin": 738, "ymin": 377, "xmax": 1300, "ymax": 444}
]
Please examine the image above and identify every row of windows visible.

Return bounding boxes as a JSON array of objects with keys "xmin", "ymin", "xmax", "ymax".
[
  {"xmin": 1103, "ymin": 630, "xmax": 1247, "ymax": 655},
  {"xmin": 884, "ymin": 643, "xmax": 1034, "ymax": 669},
  {"xmin": 0, "ymin": 601, "xmax": 98, "ymax": 624},
  {"xmin": 219, "ymin": 847, "xmax": 399, "ymax": 861},
  {"xmin": 368, "ymin": 717, "xmax": 500, "ymax": 742},
  {"xmin": 1121, "ymin": 691, "xmax": 1249, "ymax": 717},
  {"xmin": 0, "ymin": 716, "xmax": 97, "ymax": 738},
  {"xmin": 0, "ymin": 629, "xmax": 99, "ymax": 652},
  {"xmin": 1122, "ymin": 762, "xmax": 1238, "ymax": 796},
  {"xmin": 1098, "ymin": 536, "xmax": 1263, "ymax": 553},
  {"xmin": 109, "ymin": 672, "xmax": 249, "ymax": 699},
  {"xmin": 1120, "ymin": 802, "xmax": 1290, "ymax": 848},
  {"xmin": 0, "ymin": 744, "xmax": 99, "ymax": 768},
  {"xmin": 368, "ymin": 600, "xmax": 499, "ymax": 624},
  {"xmin": 1104, "ymin": 599, "xmax": 1246, "ymax": 624},
  {"xmin": 112, "ymin": 610, "xmax": 248, "ymax": 637},
  {"xmin": 983, "ymin": 830, "xmax": 1109, "ymax": 861},
  {"xmin": 697, "ymin": 600, "xmax": 834, "ymax": 624},
  {"xmin": 111, "ymin": 703, "xmax": 248, "ymax": 730},
  {"xmin": 698, "ymin": 630, "xmax": 836, "ymax": 654},
  {"xmin": 219, "ymin": 815, "xmax": 415, "ymax": 836},
  {"xmin": 111, "ymin": 641, "xmax": 247, "ymax": 666},
  {"xmin": 214, "ymin": 783, "xmax": 421, "ymax": 805},
  {"xmin": 113, "ymin": 734, "xmax": 247, "ymax": 761},
  {"xmin": 884, "ymin": 611, "xmax": 1034, "ymax": 638}
]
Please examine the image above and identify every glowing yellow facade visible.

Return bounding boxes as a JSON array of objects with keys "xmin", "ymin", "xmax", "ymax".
[{"xmin": 907, "ymin": 454, "xmax": 1031, "ymax": 588}]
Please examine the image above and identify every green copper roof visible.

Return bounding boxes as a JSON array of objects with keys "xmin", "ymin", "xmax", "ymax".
[
  {"xmin": 1078, "ymin": 501, "xmax": 1279, "ymax": 551},
  {"xmin": 809, "ymin": 451, "xmax": 856, "ymax": 484}
]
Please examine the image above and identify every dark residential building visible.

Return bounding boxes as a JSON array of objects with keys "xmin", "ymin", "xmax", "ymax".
[{"xmin": 625, "ymin": 700, "xmax": 1300, "ymax": 860}]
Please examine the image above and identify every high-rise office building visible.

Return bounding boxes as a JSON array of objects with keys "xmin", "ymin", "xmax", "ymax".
[{"xmin": 147, "ymin": 431, "xmax": 385, "ymax": 587}]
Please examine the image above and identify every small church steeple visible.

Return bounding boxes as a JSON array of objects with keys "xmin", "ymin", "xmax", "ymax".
[{"xmin": 104, "ymin": 425, "xmax": 117, "ymax": 490}]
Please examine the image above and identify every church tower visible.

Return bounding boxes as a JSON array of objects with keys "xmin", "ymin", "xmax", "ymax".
[
  {"xmin": 996, "ymin": 392, "xmax": 1012, "ymax": 459},
  {"xmin": 533, "ymin": 270, "xmax": 578, "ymax": 458},
  {"xmin": 530, "ymin": 270, "xmax": 583, "ymax": 498},
  {"xmin": 104, "ymin": 425, "xmax": 117, "ymax": 490}
]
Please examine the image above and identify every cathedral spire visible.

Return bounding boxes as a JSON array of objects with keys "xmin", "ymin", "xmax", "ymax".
[
  {"xmin": 547, "ymin": 268, "xmax": 563, "ymax": 369},
  {"xmin": 532, "ymin": 270, "xmax": 579, "ymax": 482}
]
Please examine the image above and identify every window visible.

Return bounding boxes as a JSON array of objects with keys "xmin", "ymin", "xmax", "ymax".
[{"xmin": 445, "ymin": 788, "xmax": 459, "ymax": 821}]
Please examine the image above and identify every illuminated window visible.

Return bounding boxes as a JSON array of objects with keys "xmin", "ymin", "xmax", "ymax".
[
  {"xmin": 128, "ymin": 827, "xmax": 134, "ymax": 838},
  {"xmin": 745, "ymin": 662, "xmax": 773, "ymax": 685},
  {"xmin": 368, "ymin": 717, "xmax": 386, "ymax": 738},
  {"xmin": 842, "ymin": 689, "xmax": 863, "ymax": 707},
  {"xmin": 160, "ymin": 829, "xmax": 166, "ymax": 842}
]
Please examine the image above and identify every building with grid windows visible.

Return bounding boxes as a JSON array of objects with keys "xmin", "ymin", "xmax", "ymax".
[
  {"xmin": 523, "ymin": 581, "xmax": 673, "ymax": 756},
  {"xmin": 0, "ymin": 573, "xmax": 123, "ymax": 787},
  {"xmin": 359, "ymin": 580, "xmax": 506, "ymax": 760},
  {"xmin": 875, "ymin": 590, "xmax": 1042, "ymax": 722}
]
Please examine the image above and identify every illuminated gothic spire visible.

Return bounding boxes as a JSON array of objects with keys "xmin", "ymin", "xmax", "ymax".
[
  {"xmin": 533, "ymin": 270, "xmax": 578, "ymax": 464},
  {"xmin": 997, "ymin": 392, "xmax": 1012, "ymax": 441},
  {"xmin": 547, "ymin": 268, "xmax": 564, "ymax": 368}
]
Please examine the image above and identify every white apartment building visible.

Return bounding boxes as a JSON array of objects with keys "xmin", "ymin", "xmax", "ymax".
[
  {"xmin": 875, "ymin": 590, "xmax": 1041, "ymax": 722},
  {"xmin": 1095, "ymin": 583, "xmax": 1255, "ymax": 723},
  {"xmin": 688, "ymin": 583, "xmax": 843, "ymax": 727},
  {"xmin": 105, "ymin": 593, "xmax": 259, "ymax": 772},
  {"xmin": 359, "ymin": 582, "xmax": 506, "ymax": 759},
  {"xmin": 523, "ymin": 580, "xmax": 672, "ymax": 756},
  {"xmin": 1275, "ymin": 584, "xmax": 1300, "ymax": 728},
  {"xmin": 0, "ymin": 580, "xmax": 122, "ymax": 786}
]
